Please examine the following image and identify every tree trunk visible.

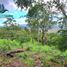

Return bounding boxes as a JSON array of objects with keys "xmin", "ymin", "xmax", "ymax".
[
  {"xmin": 41, "ymin": 28, "xmax": 45, "ymax": 45},
  {"xmin": 41, "ymin": 26, "xmax": 48, "ymax": 45}
]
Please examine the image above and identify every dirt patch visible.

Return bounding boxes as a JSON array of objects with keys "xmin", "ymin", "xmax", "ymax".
[{"xmin": 0, "ymin": 59, "xmax": 27, "ymax": 67}]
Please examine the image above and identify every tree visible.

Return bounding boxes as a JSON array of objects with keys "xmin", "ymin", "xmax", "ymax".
[
  {"xmin": 16, "ymin": 0, "xmax": 34, "ymax": 8},
  {"xmin": 53, "ymin": 0, "xmax": 67, "ymax": 18},
  {"xmin": 52, "ymin": 0, "xmax": 67, "ymax": 30},
  {"xmin": 3, "ymin": 18, "xmax": 15, "ymax": 26},
  {"xmin": 16, "ymin": 0, "xmax": 55, "ymax": 44},
  {"xmin": 15, "ymin": 0, "xmax": 67, "ymax": 46},
  {"xmin": 3, "ymin": 17, "xmax": 21, "ymax": 30},
  {"xmin": 15, "ymin": 0, "xmax": 67, "ymax": 18},
  {"xmin": 26, "ymin": 3, "xmax": 53, "ymax": 44},
  {"xmin": 0, "ymin": 4, "xmax": 7, "ymax": 13}
]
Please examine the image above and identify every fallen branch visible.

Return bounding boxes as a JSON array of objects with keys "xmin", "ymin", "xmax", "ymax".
[{"xmin": 5, "ymin": 48, "xmax": 29, "ymax": 57}]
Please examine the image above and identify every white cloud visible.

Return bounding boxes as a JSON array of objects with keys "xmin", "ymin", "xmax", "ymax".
[
  {"xmin": 0, "ymin": 18, "xmax": 7, "ymax": 26},
  {"xmin": 4, "ymin": 1, "xmax": 17, "ymax": 11},
  {"xmin": 15, "ymin": 17, "xmax": 27, "ymax": 25},
  {"xmin": 0, "ymin": 0, "xmax": 17, "ymax": 11},
  {"xmin": 0, "ymin": 24, "xmax": 4, "ymax": 26},
  {"xmin": 0, "ymin": 18, "xmax": 7, "ymax": 22}
]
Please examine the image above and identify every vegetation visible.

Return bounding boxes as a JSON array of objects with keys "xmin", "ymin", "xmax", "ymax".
[
  {"xmin": 0, "ymin": 39, "xmax": 67, "ymax": 67},
  {"xmin": 0, "ymin": 0, "xmax": 67, "ymax": 67}
]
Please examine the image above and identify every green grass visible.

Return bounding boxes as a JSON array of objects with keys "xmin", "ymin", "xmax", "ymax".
[{"xmin": 0, "ymin": 39, "xmax": 67, "ymax": 67}]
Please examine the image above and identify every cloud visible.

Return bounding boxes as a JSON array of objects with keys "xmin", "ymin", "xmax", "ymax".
[
  {"xmin": 15, "ymin": 17, "xmax": 27, "ymax": 25},
  {"xmin": 4, "ymin": 0, "xmax": 17, "ymax": 11},
  {"xmin": 0, "ymin": 0, "xmax": 28, "ymax": 18},
  {"xmin": 0, "ymin": 0, "xmax": 17, "ymax": 11},
  {"xmin": 3, "ymin": 9, "xmax": 28, "ymax": 19},
  {"xmin": 5, "ymin": 2, "xmax": 17, "ymax": 11},
  {"xmin": 0, "ymin": 18, "xmax": 7, "ymax": 23},
  {"xmin": 0, "ymin": 0, "xmax": 66, "ymax": 26},
  {"xmin": 0, "ymin": 17, "xmax": 27, "ymax": 26},
  {"xmin": 0, "ymin": 18, "xmax": 7, "ymax": 26}
]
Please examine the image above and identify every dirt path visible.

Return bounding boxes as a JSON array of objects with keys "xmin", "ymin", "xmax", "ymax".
[
  {"xmin": 33, "ymin": 54, "xmax": 43, "ymax": 67},
  {"xmin": 1, "ymin": 59, "xmax": 27, "ymax": 67}
]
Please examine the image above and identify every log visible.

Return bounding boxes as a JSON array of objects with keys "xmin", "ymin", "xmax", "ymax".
[{"xmin": 5, "ymin": 48, "xmax": 29, "ymax": 57}]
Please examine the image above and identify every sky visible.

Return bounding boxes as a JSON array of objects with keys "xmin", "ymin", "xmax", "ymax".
[
  {"xmin": 0, "ymin": 0, "xmax": 67, "ymax": 26},
  {"xmin": 0, "ymin": 0, "xmax": 28, "ymax": 26}
]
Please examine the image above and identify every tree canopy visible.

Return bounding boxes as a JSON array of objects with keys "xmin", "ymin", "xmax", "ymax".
[{"xmin": 0, "ymin": 4, "xmax": 7, "ymax": 13}]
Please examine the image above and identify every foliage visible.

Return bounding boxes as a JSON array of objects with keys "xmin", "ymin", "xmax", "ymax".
[
  {"xmin": 15, "ymin": 41, "xmax": 67, "ymax": 67},
  {"xmin": 0, "ymin": 39, "xmax": 67, "ymax": 67},
  {"xmin": 0, "ymin": 27, "xmax": 30, "ymax": 43},
  {"xmin": 0, "ymin": 4, "xmax": 7, "ymax": 13},
  {"xmin": 0, "ymin": 0, "xmax": 67, "ymax": 66},
  {"xmin": 16, "ymin": 0, "xmax": 33, "ymax": 8},
  {"xmin": 47, "ymin": 32, "xmax": 67, "ymax": 51},
  {"xmin": 58, "ymin": 30, "xmax": 67, "ymax": 50},
  {"xmin": 27, "ymin": 3, "xmax": 54, "ymax": 44},
  {"xmin": 0, "ymin": 39, "xmax": 21, "ymax": 52}
]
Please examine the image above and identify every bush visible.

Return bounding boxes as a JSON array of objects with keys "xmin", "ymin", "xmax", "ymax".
[
  {"xmin": 0, "ymin": 28, "xmax": 30, "ymax": 43},
  {"xmin": 0, "ymin": 39, "xmax": 21, "ymax": 52}
]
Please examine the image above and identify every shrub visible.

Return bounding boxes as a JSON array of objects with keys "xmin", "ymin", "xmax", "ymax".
[{"xmin": 0, "ymin": 39, "xmax": 21, "ymax": 52}]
